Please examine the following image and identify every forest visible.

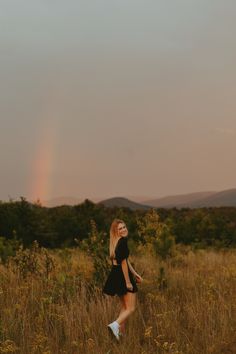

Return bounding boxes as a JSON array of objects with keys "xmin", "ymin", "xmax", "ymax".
[{"xmin": 0, "ymin": 197, "xmax": 236, "ymax": 257}]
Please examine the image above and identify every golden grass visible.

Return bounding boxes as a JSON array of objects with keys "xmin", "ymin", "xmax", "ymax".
[{"xmin": 0, "ymin": 245, "xmax": 235, "ymax": 354}]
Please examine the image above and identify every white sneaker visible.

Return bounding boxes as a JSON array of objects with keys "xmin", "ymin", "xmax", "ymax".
[{"xmin": 107, "ymin": 321, "xmax": 120, "ymax": 341}]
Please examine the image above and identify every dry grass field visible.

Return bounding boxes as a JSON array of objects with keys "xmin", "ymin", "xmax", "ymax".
[{"xmin": 0, "ymin": 243, "xmax": 235, "ymax": 354}]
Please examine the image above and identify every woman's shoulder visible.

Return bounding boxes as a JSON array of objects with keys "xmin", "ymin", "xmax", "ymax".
[
  {"xmin": 115, "ymin": 237, "xmax": 127, "ymax": 250},
  {"xmin": 117, "ymin": 236, "xmax": 127, "ymax": 244},
  {"xmin": 114, "ymin": 236, "xmax": 129, "ymax": 262}
]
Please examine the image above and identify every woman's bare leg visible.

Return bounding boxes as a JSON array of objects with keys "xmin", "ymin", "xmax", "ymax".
[
  {"xmin": 118, "ymin": 296, "xmax": 127, "ymax": 334},
  {"xmin": 115, "ymin": 292, "xmax": 136, "ymax": 325}
]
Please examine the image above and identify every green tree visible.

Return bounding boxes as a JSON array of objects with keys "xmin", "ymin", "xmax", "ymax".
[
  {"xmin": 75, "ymin": 219, "xmax": 109, "ymax": 284},
  {"xmin": 136, "ymin": 208, "xmax": 175, "ymax": 259}
]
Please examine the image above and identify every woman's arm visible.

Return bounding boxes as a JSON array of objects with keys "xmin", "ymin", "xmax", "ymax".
[
  {"xmin": 127, "ymin": 259, "xmax": 138, "ymax": 277},
  {"xmin": 121, "ymin": 259, "xmax": 132, "ymax": 285}
]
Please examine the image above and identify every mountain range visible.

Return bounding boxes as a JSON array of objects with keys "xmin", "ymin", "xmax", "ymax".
[{"xmin": 41, "ymin": 188, "xmax": 236, "ymax": 209}]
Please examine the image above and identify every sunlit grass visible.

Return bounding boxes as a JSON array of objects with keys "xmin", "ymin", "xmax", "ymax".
[{"xmin": 0, "ymin": 243, "xmax": 235, "ymax": 353}]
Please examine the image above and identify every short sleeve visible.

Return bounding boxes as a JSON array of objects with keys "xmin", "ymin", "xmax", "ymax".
[{"xmin": 115, "ymin": 237, "xmax": 129, "ymax": 264}]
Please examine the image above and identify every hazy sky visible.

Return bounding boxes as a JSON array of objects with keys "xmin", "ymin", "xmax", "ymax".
[{"xmin": 1, "ymin": 0, "xmax": 236, "ymax": 202}]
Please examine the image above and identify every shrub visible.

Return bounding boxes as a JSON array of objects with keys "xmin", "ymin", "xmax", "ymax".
[
  {"xmin": 136, "ymin": 208, "xmax": 175, "ymax": 259},
  {"xmin": 0, "ymin": 233, "xmax": 22, "ymax": 264},
  {"xmin": 75, "ymin": 219, "xmax": 110, "ymax": 284}
]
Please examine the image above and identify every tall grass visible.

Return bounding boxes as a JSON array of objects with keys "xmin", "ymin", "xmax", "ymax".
[{"xmin": 0, "ymin": 243, "xmax": 235, "ymax": 353}]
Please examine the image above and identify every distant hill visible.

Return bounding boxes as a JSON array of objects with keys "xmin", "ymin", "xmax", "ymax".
[
  {"xmin": 42, "ymin": 197, "xmax": 84, "ymax": 207},
  {"xmin": 143, "ymin": 191, "xmax": 216, "ymax": 208},
  {"xmin": 189, "ymin": 188, "xmax": 236, "ymax": 208},
  {"xmin": 124, "ymin": 195, "xmax": 156, "ymax": 203},
  {"xmin": 98, "ymin": 197, "xmax": 152, "ymax": 210},
  {"xmin": 42, "ymin": 196, "xmax": 152, "ymax": 209},
  {"xmin": 42, "ymin": 196, "xmax": 107, "ymax": 207},
  {"xmin": 143, "ymin": 189, "xmax": 236, "ymax": 208},
  {"xmin": 39, "ymin": 188, "xmax": 236, "ymax": 209}
]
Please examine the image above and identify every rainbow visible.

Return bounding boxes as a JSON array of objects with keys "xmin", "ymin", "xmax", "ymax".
[
  {"xmin": 29, "ymin": 122, "xmax": 56, "ymax": 203},
  {"xmin": 28, "ymin": 86, "xmax": 62, "ymax": 203}
]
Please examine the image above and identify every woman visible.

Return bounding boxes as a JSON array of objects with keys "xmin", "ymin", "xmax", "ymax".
[{"xmin": 103, "ymin": 218, "xmax": 143, "ymax": 341}]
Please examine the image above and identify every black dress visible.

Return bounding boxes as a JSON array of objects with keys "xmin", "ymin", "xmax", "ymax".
[{"xmin": 102, "ymin": 236, "xmax": 138, "ymax": 296}]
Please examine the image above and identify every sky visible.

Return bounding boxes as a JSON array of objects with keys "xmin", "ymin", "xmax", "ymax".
[{"xmin": 0, "ymin": 0, "xmax": 236, "ymax": 202}]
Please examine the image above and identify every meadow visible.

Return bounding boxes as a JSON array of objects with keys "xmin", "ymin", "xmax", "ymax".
[{"xmin": 0, "ymin": 241, "xmax": 235, "ymax": 354}]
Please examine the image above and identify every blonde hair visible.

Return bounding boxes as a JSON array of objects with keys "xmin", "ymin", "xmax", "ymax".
[{"xmin": 109, "ymin": 218, "xmax": 126, "ymax": 260}]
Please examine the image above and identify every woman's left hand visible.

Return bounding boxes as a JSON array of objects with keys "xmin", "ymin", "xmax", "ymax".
[{"xmin": 135, "ymin": 273, "xmax": 143, "ymax": 283}]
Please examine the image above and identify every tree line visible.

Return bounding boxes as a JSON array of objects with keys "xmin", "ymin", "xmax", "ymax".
[{"xmin": 0, "ymin": 197, "xmax": 235, "ymax": 256}]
